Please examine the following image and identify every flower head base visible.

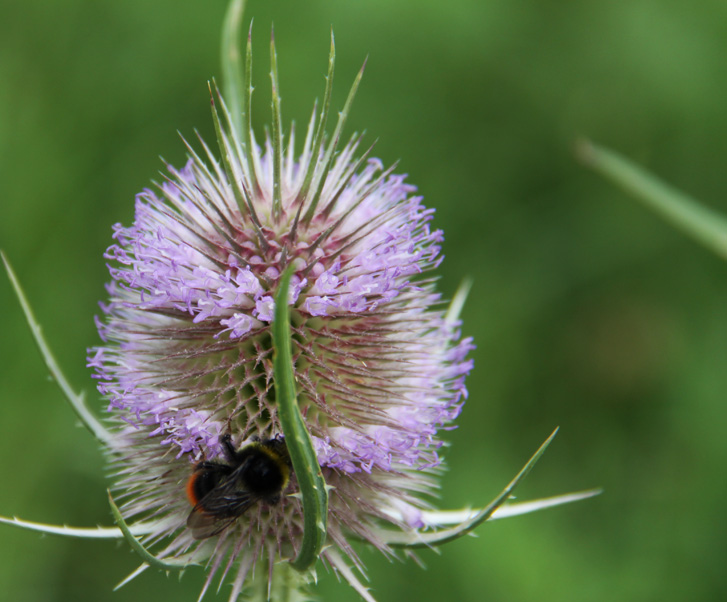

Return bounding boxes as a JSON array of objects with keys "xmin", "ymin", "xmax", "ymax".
[{"xmin": 86, "ymin": 17, "xmax": 474, "ymax": 599}]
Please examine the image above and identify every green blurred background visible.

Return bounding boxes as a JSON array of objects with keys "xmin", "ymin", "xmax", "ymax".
[{"xmin": 2, "ymin": 0, "xmax": 727, "ymax": 600}]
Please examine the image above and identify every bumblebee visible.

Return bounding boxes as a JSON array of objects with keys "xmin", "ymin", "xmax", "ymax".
[{"xmin": 186, "ymin": 434, "xmax": 290, "ymax": 539}]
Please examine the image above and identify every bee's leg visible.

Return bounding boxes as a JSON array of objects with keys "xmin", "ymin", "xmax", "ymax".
[
  {"xmin": 194, "ymin": 460, "xmax": 222, "ymax": 471},
  {"xmin": 220, "ymin": 433, "xmax": 237, "ymax": 463},
  {"xmin": 265, "ymin": 493, "xmax": 281, "ymax": 505},
  {"xmin": 224, "ymin": 416, "xmax": 236, "ymax": 438}
]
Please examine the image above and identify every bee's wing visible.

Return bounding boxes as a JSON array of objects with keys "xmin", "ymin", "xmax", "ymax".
[
  {"xmin": 186, "ymin": 489, "xmax": 258, "ymax": 540},
  {"xmin": 186, "ymin": 508, "xmax": 238, "ymax": 540}
]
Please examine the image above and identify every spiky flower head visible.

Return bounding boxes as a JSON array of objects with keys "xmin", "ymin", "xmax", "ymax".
[
  {"xmin": 85, "ymin": 11, "xmax": 473, "ymax": 600},
  {"xmin": 0, "ymin": 2, "xmax": 600, "ymax": 598}
]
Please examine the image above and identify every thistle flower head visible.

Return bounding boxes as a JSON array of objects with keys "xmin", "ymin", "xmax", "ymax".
[{"xmin": 85, "ymin": 16, "xmax": 473, "ymax": 601}]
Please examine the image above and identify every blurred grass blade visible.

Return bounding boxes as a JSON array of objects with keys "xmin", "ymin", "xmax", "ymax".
[
  {"xmin": 273, "ymin": 266, "xmax": 328, "ymax": 571},
  {"xmin": 375, "ymin": 428, "xmax": 560, "ymax": 548},
  {"xmin": 578, "ymin": 139, "xmax": 727, "ymax": 260},
  {"xmin": 108, "ymin": 491, "xmax": 192, "ymax": 570},
  {"xmin": 1, "ymin": 252, "xmax": 112, "ymax": 446},
  {"xmin": 221, "ymin": 0, "xmax": 246, "ymax": 137},
  {"xmin": 0, "ymin": 514, "xmax": 156, "ymax": 538}
]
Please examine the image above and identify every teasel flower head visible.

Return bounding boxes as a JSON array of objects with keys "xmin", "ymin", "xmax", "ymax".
[
  {"xmin": 1, "ymin": 2, "xmax": 598, "ymax": 600},
  {"xmin": 81, "ymin": 5, "xmax": 478, "ymax": 599}
]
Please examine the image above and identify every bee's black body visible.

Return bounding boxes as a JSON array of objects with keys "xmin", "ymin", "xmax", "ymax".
[{"xmin": 186, "ymin": 434, "xmax": 290, "ymax": 539}]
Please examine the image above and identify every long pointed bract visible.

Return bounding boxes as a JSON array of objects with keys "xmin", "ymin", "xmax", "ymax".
[
  {"xmin": 302, "ymin": 59, "xmax": 366, "ymax": 225},
  {"xmin": 326, "ymin": 549, "xmax": 377, "ymax": 602},
  {"xmin": 373, "ymin": 428, "xmax": 562, "ymax": 547},
  {"xmin": 445, "ymin": 278, "xmax": 473, "ymax": 325},
  {"xmin": 298, "ymin": 31, "xmax": 336, "ymax": 206},
  {"xmin": 1, "ymin": 252, "xmax": 112, "ymax": 445},
  {"xmin": 108, "ymin": 491, "xmax": 192, "ymax": 570},
  {"xmin": 209, "ymin": 82, "xmax": 266, "ymax": 239},
  {"xmin": 272, "ymin": 267, "xmax": 328, "ymax": 571},
  {"xmin": 412, "ymin": 489, "xmax": 602, "ymax": 526},
  {"xmin": 270, "ymin": 28, "xmax": 284, "ymax": 221},
  {"xmin": 244, "ymin": 24, "xmax": 259, "ymax": 195},
  {"xmin": 0, "ymin": 515, "xmax": 156, "ymax": 539}
]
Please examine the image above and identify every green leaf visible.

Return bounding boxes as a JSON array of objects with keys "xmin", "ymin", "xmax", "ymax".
[
  {"xmin": 1, "ymin": 252, "xmax": 112, "ymax": 446},
  {"xmin": 221, "ymin": 0, "xmax": 246, "ymax": 138},
  {"xmin": 108, "ymin": 491, "xmax": 192, "ymax": 571},
  {"xmin": 272, "ymin": 266, "xmax": 328, "ymax": 571},
  {"xmin": 578, "ymin": 139, "xmax": 727, "ymax": 260},
  {"xmin": 373, "ymin": 428, "xmax": 562, "ymax": 548}
]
